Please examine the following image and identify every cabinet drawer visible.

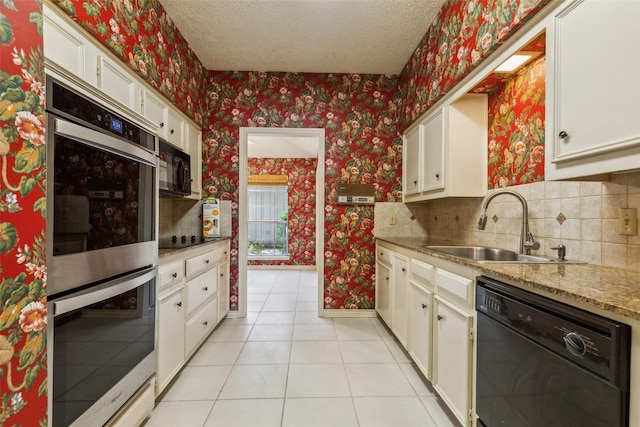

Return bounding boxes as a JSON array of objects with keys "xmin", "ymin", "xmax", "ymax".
[
  {"xmin": 185, "ymin": 269, "xmax": 217, "ymax": 315},
  {"xmin": 185, "ymin": 297, "xmax": 217, "ymax": 357},
  {"xmin": 435, "ymin": 268, "xmax": 473, "ymax": 307},
  {"xmin": 377, "ymin": 246, "xmax": 392, "ymax": 266},
  {"xmin": 158, "ymin": 261, "xmax": 184, "ymax": 290},
  {"xmin": 185, "ymin": 250, "xmax": 218, "ymax": 278},
  {"xmin": 410, "ymin": 259, "xmax": 434, "ymax": 289}
]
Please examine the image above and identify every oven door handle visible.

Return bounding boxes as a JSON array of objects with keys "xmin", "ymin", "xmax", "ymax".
[
  {"xmin": 53, "ymin": 267, "xmax": 157, "ymax": 316},
  {"xmin": 53, "ymin": 117, "xmax": 157, "ymax": 167}
]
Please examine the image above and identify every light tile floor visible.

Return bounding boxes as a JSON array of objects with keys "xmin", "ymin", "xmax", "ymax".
[{"xmin": 144, "ymin": 269, "xmax": 459, "ymax": 427}]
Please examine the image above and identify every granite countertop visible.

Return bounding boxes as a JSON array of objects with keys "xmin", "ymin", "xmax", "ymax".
[
  {"xmin": 376, "ymin": 237, "xmax": 640, "ymax": 322},
  {"xmin": 158, "ymin": 236, "xmax": 230, "ymax": 258}
]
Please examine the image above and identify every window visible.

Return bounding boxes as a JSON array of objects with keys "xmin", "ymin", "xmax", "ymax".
[{"xmin": 248, "ymin": 185, "xmax": 288, "ymax": 259}]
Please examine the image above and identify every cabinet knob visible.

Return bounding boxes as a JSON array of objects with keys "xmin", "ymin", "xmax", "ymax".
[
  {"xmin": 203, "ymin": 321, "xmax": 208, "ymax": 326},
  {"xmin": 220, "ymin": 273, "xmax": 224, "ymax": 277},
  {"xmin": 559, "ymin": 131, "xmax": 568, "ymax": 139},
  {"xmin": 437, "ymin": 314, "xmax": 444, "ymax": 321},
  {"xmin": 172, "ymin": 272, "xmax": 177, "ymax": 278},
  {"xmin": 203, "ymin": 286, "xmax": 208, "ymax": 291},
  {"xmin": 385, "ymin": 276, "xmax": 389, "ymax": 281},
  {"xmin": 380, "ymin": 252, "xmax": 384, "ymax": 256},
  {"xmin": 413, "ymin": 180, "xmax": 418, "ymax": 185},
  {"xmin": 160, "ymin": 122, "xmax": 164, "ymax": 128},
  {"xmin": 176, "ymin": 301, "xmax": 182, "ymax": 307},
  {"xmin": 401, "ymin": 267, "xmax": 406, "ymax": 272},
  {"xmin": 435, "ymin": 173, "xmax": 440, "ymax": 180},
  {"xmin": 170, "ymin": 129, "xmax": 175, "ymax": 135},
  {"xmin": 421, "ymin": 303, "xmax": 428, "ymax": 309},
  {"xmin": 204, "ymin": 259, "xmax": 210, "ymax": 264}
]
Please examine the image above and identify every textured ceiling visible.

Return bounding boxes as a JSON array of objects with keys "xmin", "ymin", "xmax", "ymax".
[{"xmin": 158, "ymin": 0, "xmax": 445, "ymax": 74}]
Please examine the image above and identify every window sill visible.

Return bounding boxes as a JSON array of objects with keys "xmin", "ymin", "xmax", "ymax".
[{"xmin": 248, "ymin": 255, "xmax": 291, "ymax": 261}]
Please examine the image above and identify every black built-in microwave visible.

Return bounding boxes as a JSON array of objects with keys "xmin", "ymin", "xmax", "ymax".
[{"xmin": 158, "ymin": 140, "xmax": 191, "ymax": 197}]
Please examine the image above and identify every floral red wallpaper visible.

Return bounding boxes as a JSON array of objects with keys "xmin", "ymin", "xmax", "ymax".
[
  {"xmin": 399, "ymin": 0, "xmax": 551, "ymax": 130},
  {"xmin": 486, "ymin": 57, "xmax": 546, "ymax": 188},
  {"xmin": 204, "ymin": 72, "xmax": 403, "ymax": 309},
  {"xmin": 247, "ymin": 158, "xmax": 318, "ymax": 267},
  {"xmin": 0, "ymin": 1, "xmax": 48, "ymax": 425}
]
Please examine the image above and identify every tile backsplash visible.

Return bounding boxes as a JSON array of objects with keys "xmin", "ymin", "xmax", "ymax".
[
  {"xmin": 374, "ymin": 171, "xmax": 640, "ymax": 271},
  {"xmin": 159, "ymin": 198, "xmax": 232, "ymax": 239}
]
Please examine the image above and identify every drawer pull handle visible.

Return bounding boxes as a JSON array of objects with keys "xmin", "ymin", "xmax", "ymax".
[
  {"xmin": 176, "ymin": 301, "xmax": 182, "ymax": 307},
  {"xmin": 421, "ymin": 304, "xmax": 428, "ymax": 309},
  {"xmin": 203, "ymin": 286, "xmax": 208, "ymax": 291},
  {"xmin": 172, "ymin": 272, "xmax": 178, "ymax": 278},
  {"xmin": 559, "ymin": 130, "xmax": 568, "ymax": 139},
  {"xmin": 437, "ymin": 314, "xmax": 444, "ymax": 321},
  {"xmin": 204, "ymin": 259, "xmax": 210, "ymax": 264}
]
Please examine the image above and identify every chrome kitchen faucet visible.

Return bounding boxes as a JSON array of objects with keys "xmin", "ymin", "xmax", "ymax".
[{"xmin": 477, "ymin": 190, "xmax": 540, "ymax": 255}]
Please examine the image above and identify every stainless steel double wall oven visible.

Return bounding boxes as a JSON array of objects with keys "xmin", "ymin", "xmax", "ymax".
[{"xmin": 45, "ymin": 76, "xmax": 158, "ymax": 427}]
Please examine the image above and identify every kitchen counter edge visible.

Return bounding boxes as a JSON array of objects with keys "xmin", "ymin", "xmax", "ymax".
[{"xmin": 376, "ymin": 237, "xmax": 640, "ymax": 321}]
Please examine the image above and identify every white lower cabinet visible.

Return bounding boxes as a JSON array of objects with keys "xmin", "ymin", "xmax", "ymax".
[
  {"xmin": 391, "ymin": 253, "xmax": 410, "ymax": 347},
  {"xmin": 409, "ymin": 281, "xmax": 433, "ymax": 381},
  {"xmin": 156, "ymin": 239, "xmax": 230, "ymax": 395},
  {"xmin": 157, "ymin": 287, "xmax": 185, "ymax": 392},
  {"xmin": 433, "ymin": 295, "xmax": 474, "ymax": 426},
  {"xmin": 376, "ymin": 242, "xmax": 476, "ymax": 427}
]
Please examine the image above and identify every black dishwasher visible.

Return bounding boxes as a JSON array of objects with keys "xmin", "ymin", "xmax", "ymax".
[{"xmin": 476, "ymin": 276, "xmax": 631, "ymax": 427}]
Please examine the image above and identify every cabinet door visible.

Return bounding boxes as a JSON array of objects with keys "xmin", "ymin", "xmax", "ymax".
[
  {"xmin": 421, "ymin": 108, "xmax": 445, "ymax": 192},
  {"xmin": 43, "ymin": 9, "xmax": 88, "ymax": 80},
  {"xmin": 217, "ymin": 261, "xmax": 230, "ymax": 322},
  {"xmin": 409, "ymin": 282, "xmax": 432, "ymax": 381},
  {"xmin": 96, "ymin": 55, "xmax": 136, "ymax": 110},
  {"xmin": 185, "ymin": 123, "xmax": 202, "ymax": 199},
  {"xmin": 391, "ymin": 254, "xmax": 410, "ymax": 348},
  {"xmin": 165, "ymin": 109, "xmax": 185, "ymax": 149},
  {"xmin": 550, "ymin": 0, "xmax": 640, "ymax": 175},
  {"xmin": 157, "ymin": 288, "xmax": 185, "ymax": 392},
  {"xmin": 375, "ymin": 262, "xmax": 391, "ymax": 326},
  {"xmin": 433, "ymin": 295, "xmax": 473, "ymax": 426},
  {"xmin": 403, "ymin": 125, "xmax": 421, "ymax": 196},
  {"xmin": 141, "ymin": 89, "xmax": 167, "ymax": 137}
]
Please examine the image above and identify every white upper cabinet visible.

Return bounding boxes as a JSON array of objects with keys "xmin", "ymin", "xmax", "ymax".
[
  {"xmin": 165, "ymin": 108, "xmax": 185, "ymax": 149},
  {"xmin": 403, "ymin": 94, "xmax": 487, "ymax": 202},
  {"xmin": 94, "ymin": 54, "xmax": 137, "ymax": 111},
  {"xmin": 140, "ymin": 88, "xmax": 168, "ymax": 137},
  {"xmin": 43, "ymin": 9, "xmax": 91, "ymax": 80},
  {"xmin": 546, "ymin": 0, "xmax": 640, "ymax": 179},
  {"xmin": 420, "ymin": 108, "xmax": 445, "ymax": 193},
  {"xmin": 186, "ymin": 122, "xmax": 202, "ymax": 199},
  {"xmin": 403, "ymin": 124, "xmax": 421, "ymax": 196}
]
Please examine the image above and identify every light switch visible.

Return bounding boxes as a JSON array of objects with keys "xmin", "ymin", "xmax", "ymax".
[{"xmin": 618, "ymin": 208, "xmax": 638, "ymax": 236}]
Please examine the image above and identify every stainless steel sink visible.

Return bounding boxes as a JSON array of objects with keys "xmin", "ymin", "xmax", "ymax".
[{"xmin": 422, "ymin": 246, "xmax": 584, "ymax": 264}]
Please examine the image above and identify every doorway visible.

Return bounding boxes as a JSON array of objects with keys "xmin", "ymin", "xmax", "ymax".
[{"xmin": 238, "ymin": 127, "xmax": 325, "ymax": 318}]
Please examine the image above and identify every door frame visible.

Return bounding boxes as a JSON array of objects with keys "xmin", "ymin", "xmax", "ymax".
[{"xmin": 238, "ymin": 127, "xmax": 325, "ymax": 318}]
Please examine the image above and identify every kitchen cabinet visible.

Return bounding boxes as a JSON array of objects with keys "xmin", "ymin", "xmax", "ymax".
[
  {"xmin": 157, "ymin": 286, "xmax": 185, "ymax": 392},
  {"xmin": 375, "ymin": 245, "xmax": 392, "ymax": 325},
  {"xmin": 403, "ymin": 124, "xmax": 421, "ymax": 196},
  {"xmin": 156, "ymin": 239, "xmax": 230, "ymax": 395},
  {"xmin": 546, "ymin": 0, "xmax": 640, "ymax": 180},
  {"xmin": 217, "ymin": 260, "xmax": 230, "ymax": 322},
  {"xmin": 185, "ymin": 122, "xmax": 203, "ymax": 199},
  {"xmin": 391, "ymin": 253, "xmax": 410, "ymax": 347},
  {"xmin": 44, "ymin": 4, "xmax": 202, "ymax": 169},
  {"xmin": 431, "ymin": 264, "xmax": 475, "ymax": 426},
  {"xmin": 402, "ymin": 94, "xmax": 487, "ymax": 202},
  {"xmin": 408, "ymin": 258, "xmax": 435, "ymax": 381},
  {"xmin": 95, "ymin": 54, "xmax": 137, "ymax": 111},
  {"xmin": 376, "ymin": 242, "xmax": 476, "ymax": 426}
]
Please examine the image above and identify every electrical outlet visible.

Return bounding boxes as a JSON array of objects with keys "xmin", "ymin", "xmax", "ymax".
[
  {"xmin": 389, "ymin": 214, "xmax": 396, "ymax": 225},
  {"xmin": 618, "ymin": 208, "xmax": 638, "ymax": 236}
]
